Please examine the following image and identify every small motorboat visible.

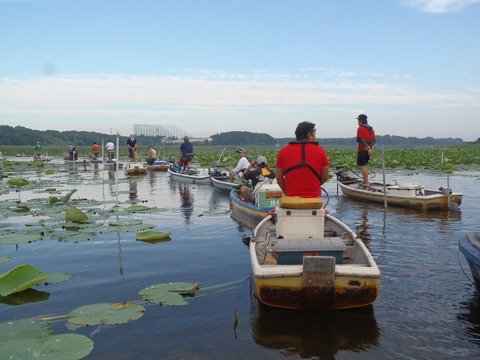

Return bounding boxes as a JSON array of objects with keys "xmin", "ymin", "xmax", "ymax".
[
  {"xmin": 124, "ymin": 161, "xmax": 147, "ymax": 175},
  {"xmin": 229, "ymin": 181, "xmax": 283, "ymax": 227},
  {"xmin": 250, "ymin": 196, "xmax": 381, "ymax": 310},
  {"xmin": 167, "ymin": 166, "xmax": 211, "ymax": 184},
  {"xmin": 459, "ymin": 232, "xmax": 480, "ymax": 293},
  {"xmin": 147, "ymin": 160, "xmax": 170, "ymax": 171},
  {"xmin": 335, "ymin": 166, "xmax": 462, "ymax": 210}
]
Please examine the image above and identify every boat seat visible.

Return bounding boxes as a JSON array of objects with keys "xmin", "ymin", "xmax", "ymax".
[{"xmin": 279, "ymin": 196, "xmax": 323, "ymax": 209}]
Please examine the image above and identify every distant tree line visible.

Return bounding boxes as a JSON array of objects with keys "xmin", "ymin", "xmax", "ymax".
[
  {"xmin": 276, "ymin": 135, "xmax": 465, "ymax": 147},
  {"xmin": 210, "ymin": 131, "xmax": 276, "ymax": 146},
  {"xmin": 0, "ymin": 125, "xmax": 467, "ymax": 147}
]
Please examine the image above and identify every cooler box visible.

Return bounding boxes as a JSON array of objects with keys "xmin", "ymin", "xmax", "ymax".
[
  {"xmin": 254, "ymin": 184, "xmax": 283, "ymax": 208},
  {"xmin": 271, "ymin": 237, "xmax": 346, "ymax": 265},
  {"xmin": 276, "ymin": 208, "xmax": 325, "ymax": 240}
]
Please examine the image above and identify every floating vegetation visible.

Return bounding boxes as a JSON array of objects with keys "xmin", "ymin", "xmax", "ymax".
[
  {"xmin": 135, "ymin": 230, "xmax": 172, "ymax": 241},
  {"xmin": 108, "ymin": 219, "xmax": 144, "ymax": 226},
  {"xmin": 7, "ymin": 178, "xmax": 30, "ymax": 187},
  {"xmin": 0, "ymin": 319, "xmax": 93, "ymax": 360},
  {"xmin": 139, "ymin": 282, "xmax": 200, "ymax": 306},
  {"xmin": 67, "ymin": 302, "xmax": 145, "ymax": 326},
  {"xmin": 0, "ymin": 233, "xmax": 44, "ymax": 245},
  {"xmin": 65, "ymin": 207, "xmax": 89, "ymax": 224},
  {"xmin": 0, "ymin": 264, "xmax": 71, "ymax": 296}
]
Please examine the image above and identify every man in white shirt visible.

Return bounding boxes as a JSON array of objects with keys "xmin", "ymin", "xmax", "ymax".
[
  {"xmin": 229, "ymin": 147, "xmax": 250, "ymax": 181},
  {"xmin": 106, "ymin": 139, "xmax": 115, "ymax": 162}
]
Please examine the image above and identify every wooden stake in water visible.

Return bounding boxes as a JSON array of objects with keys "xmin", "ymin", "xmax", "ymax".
[
  {"xmin": 382, "ymin": 147, "xmax": 387, "ymax": 209},
  {"xmin": 115, "ymin": 132, "xmax": 120, "ymax": 207}
]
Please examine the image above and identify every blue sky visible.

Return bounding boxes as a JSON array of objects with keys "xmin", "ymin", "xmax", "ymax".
[{"xmin": 0, "ymin": 0, "xmax": 479, "ymax": 141}]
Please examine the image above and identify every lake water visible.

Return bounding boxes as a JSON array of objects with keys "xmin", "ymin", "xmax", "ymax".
[{"xmin": 0, "ymin": 161, "xmax": 479, "ymax": 360}]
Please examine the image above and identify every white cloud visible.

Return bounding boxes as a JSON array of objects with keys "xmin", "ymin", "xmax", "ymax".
[
  {"xmin": 404, "ymin": 0, "xmax": 480, "ymax": 13},
  {"xmin": 1, "ymin": 70, "xmax": 475, "ymax": 115}
]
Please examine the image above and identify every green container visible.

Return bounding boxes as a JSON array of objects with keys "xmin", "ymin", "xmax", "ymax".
[{"xmin": 271, "ymin": 237, "xmax": 345, "ymax": 265}]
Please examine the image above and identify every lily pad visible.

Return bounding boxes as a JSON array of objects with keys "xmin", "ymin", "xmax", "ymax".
[
  {"xmin": 65, "ymin": 207, "xmax": 89, "ymax": 223},
  {"xmin": 125, "ymin": 205, "xmax": 152, "ymax": 212},
  {"xmin": 136, "ymin": 231, "xmax": 171, "ymax": 241},
  {"xmin": 0, "ymin": 256, "xmax": 11, "ymax": 263},
  {"xmin": 7, "ymin": 178, "xmax": 30, "ymax": 186},
  {"xmin": 108, "ymin": 219, "xmax": 143, "ymax": 227},
  {"xmin": 138, "ymin": 282, "xmax": 199, "ymax": 306},
  {"xmin": 0, "ymin": 264, "xmax": 71, "ymax": 296},
  {"xmin": 0, "ymin": 318, "xmax": 52, "ymax": 340},
  {"xmin": 67, "ymin": 302, "xmax": 145, "ymax": 326},
  {"xmin": 0, "ymin": 264, "xmax": 48, "ymax": 296},
  {"xmin": 0, "ymin": 233, "xmax": 44, "ymax": 244},
  {"xmin": 50, "ymin": 231, "xmax": 97, "ymax": 243},
  {"xmin": 0, "ymin": 319, "xmax": 93, "ymax": 360}
]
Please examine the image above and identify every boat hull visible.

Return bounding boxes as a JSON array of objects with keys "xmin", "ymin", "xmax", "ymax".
[
  {"xmin": 250, "ymin": 212, "xmax": 381, "ymax": 310},
  {"xmin": 229, "ymin": 188, "xmax": 274, "ymax": 227},
  {"xmin": 211, "ymin": 176, "xmax": 240, "ymax": 192},
  {"xmin": 167, "ymin": 168, "xmax": 211, "ymax": 184},
  {"xmin": 125, "ymin": 162, "xmax": 147, "ymax": 175},
  {"xmin": 459, "ymin": 232, "xmax": 480, "ymax": 293},
  {"xmin": 338, "ymin": 181, "xmax": 462, "ymax": 210}
]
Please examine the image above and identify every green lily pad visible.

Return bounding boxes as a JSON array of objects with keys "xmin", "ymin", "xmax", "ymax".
[
  {"xmin": 108, "ymin": 219, "xmax": 143, "ymax": 226},
  {"xmin": 135, "ymin": 231, "xmax": 171, "ymax": 241},
  {"xmin": 51, "ymin": 231, "xmax": 98, "ymax": 243},
  {"xmin": 67, "ymin": 302, "xmax": 145, "ymax": 326},
  {"xmin": 0, "ymin": 256, "xmax": 11, "ymax": 263},
  {"xmin": 0, "ymin": 319, "xmax": 93, "ymax": 360},
  {"xmin": 65, "ymin": 207, "xmax": 89, "ymax": 223},
  {"xmin": 0, "ymin": 318, "xmax": 52, "ymax": 340},
  {"xmin": 0, "ymin": 233, "xmax": 44, "ymax": 244},
  {"xmin": 125, "ymin": 205, "xmax": 152, "ymax": 212},
  {"xmin": 7, "ymin": 178, "xmax": 30, "ymax": 186},
  {"xmin": 0, "ymin": 264, "xmax": 48, "ymax": 296},
  {"xmin": 138, "ymin": 282, "xmax": 199, "ymax": 306},
  {"xmin": 0, "ymin": 264, "xmax": 71, "ymax": 296}
]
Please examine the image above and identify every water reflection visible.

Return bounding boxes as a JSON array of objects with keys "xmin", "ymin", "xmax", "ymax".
[
  {"xmin": 251, "ymin": 300, "xmax": 380, "ymax": 359},
  {"xmin": 129, "ymin": 179, "xmax": 138, "ymax": 202},
  {"xmin": 178, "ymin": 183, "xmax": 194, "ymax": 223},
  {"xmin": 458, "ymin": 296, "xmax": 480, "ymax": 347},
  {"xmin": 108, "ymin": 169, "xmax": 116, "ymax": 194},
  {"xmin": 148, "ymin": 170, "xmax": 158, "ymax": 195},
  {"xmin": 356, "ymin": 208, "xmax": 372, "ymax": 247},
  {"xmin": 0, "ymin": 288, "xmax": 50, "ymax": 306},
  {"xmin": 93, "ymin": 163, "xmax": 100, "ymax": 179}
]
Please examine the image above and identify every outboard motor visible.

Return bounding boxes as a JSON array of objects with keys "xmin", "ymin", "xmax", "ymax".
[{"xmin": 439, "ymin": 187, "xmax": 452, "ymax": 196}]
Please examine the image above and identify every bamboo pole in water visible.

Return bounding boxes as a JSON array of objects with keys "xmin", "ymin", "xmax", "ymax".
[{"xmin": 382, "ymin": 147, "xmax": 387, "ymax": 209}]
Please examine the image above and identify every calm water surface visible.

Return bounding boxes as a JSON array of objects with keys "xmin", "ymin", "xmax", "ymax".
[{"xmin": 0, "ymin": 163, "xmax": 479, "ymax": 360}]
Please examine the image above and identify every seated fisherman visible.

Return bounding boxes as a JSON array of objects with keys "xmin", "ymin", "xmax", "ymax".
[
  {"xmin": 240, "ymin": 155, "xmax": 275, "ymax": 202},
  {"xmin": 276, "ymin": 121, "xmax": 329, "ymax": 198}
]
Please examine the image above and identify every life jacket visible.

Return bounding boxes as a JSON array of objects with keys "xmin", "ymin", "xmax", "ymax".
[
  {"xmin": 283, "ymin": 141, "xmax": 322, "ymax": 181},
  {"xmin": 357, "ymin": 124, "xmax": 375, "ymax": 145}
]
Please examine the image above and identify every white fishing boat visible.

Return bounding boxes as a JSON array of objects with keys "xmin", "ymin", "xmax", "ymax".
[
  {"xmin": 124, "ymin": 161, "xmax": 147, "ymax": 175},
  {"xmin": 167, "ymin": 167, "xmax": 211, "ymax": 184},
  {"xmin": 335, "ymin": 166, "xmax": 462, "ymax": 210},
  {"xmin": 250, "ymin": 196, "xmax": 381, "ymax": 310}
]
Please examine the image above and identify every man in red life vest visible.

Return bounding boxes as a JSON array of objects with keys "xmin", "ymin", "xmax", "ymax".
[
  {"xmin": 356, "ymin": 114, "xmax": 376, "ymax": 188},
  {"xmin": 276, "ymin": 121, "xmax": 330, "ymax": 198}
]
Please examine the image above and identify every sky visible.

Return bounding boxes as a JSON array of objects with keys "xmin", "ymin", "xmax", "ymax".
[{"xmin": 0, "ymin": 0, "xmax": 479, "ymax": 141}]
